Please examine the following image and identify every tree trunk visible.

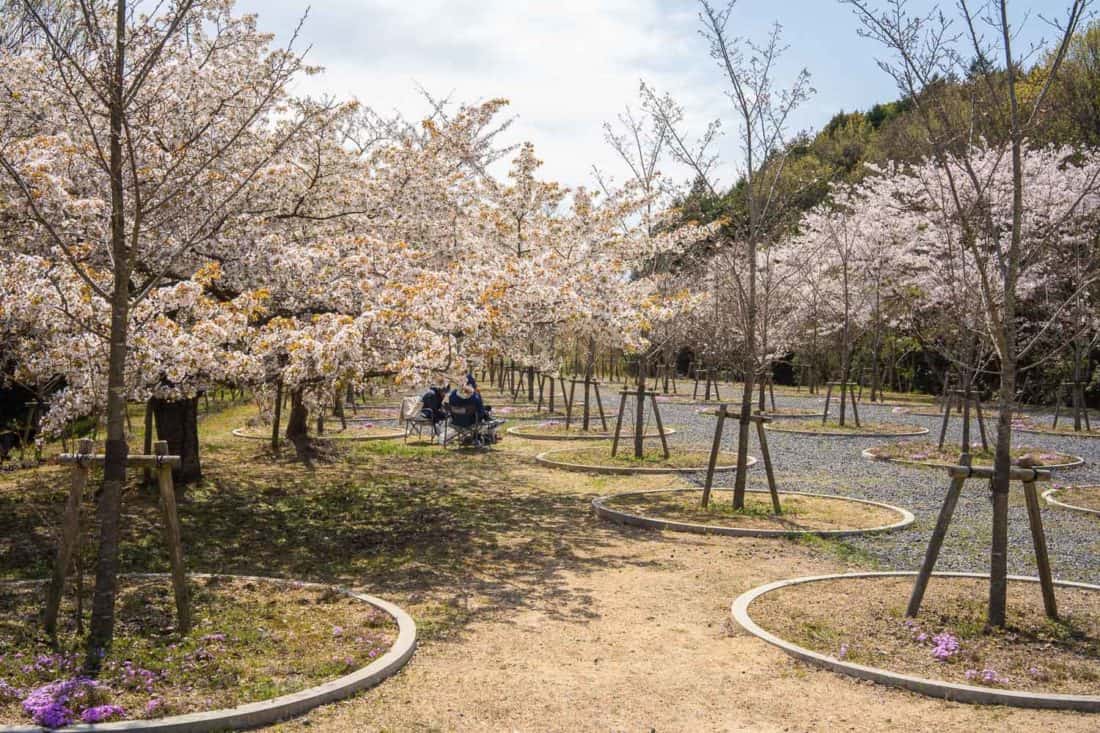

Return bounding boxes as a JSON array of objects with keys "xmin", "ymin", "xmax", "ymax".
[
  {"xmin": 633, "ymin": 357, "xmax": 646, "ymax": 458},
  {"xmin": 86, "ymin": 0, "xmax": 129, "ymax": 671},
  {"xmin": 286, "ymin": 389, "xmax": 313, "ymax": 465},
  {"xmin": 151, "ymin": 396, "xmax": 202, "ymax": 486},
  {"xmin": 271, "ymin": 379, "xmax": 283, "ymax": 453}
]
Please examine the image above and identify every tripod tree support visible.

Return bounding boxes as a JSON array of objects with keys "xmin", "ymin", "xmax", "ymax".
[
  {"xmin": 936, "ymin": 389, "xmax": 989, "ymax": 452},
  {"xmin": 822, "ymin": 381, "xmax": 860, "ymax": 427},
  {"xmin": 610, "ymin": 388, "xmax": 669, "ymax": 459},
  {"xmin": 907, "ymin": 454, "xmax": 1056, "ymax": 622},
  {"xmin": 47, "ymin": 439, "xmax": 191, "ymax": 640},
  {"xmin": 701, "ymin": 406, "xmax": 780, "ymax": 514}
]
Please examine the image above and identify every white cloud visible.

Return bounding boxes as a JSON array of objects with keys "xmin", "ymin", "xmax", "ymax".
[{"xmin": 236, "ymin": 0, "xmax": 904, "ymax": 192}]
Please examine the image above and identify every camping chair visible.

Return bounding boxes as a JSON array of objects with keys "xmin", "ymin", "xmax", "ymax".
[
  {"xmin": 401, "ymin": 396, "xmax": 437, "ymax": 443},
  {"xmin": 443, "ymin": 404, "xmax": 505, "ymax": 448}
]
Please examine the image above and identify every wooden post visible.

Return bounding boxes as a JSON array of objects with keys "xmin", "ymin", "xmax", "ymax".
[
  {"xmin": 649, "ymin": 392, "xmax": 669, "ymax": 459},
  {"xmin": 566, "ymin": 379, "xmax": 577, "ymax": 430},
  {"xmin": 754, "ymin": 417, "xmax": 781, "ymax": 514},
  {"xmin": 593, "ymin": 382, "xmax": 609, "ymax": 432},
  {"xmin": 936, "ymin": 390, "xmax": 953, "ymax": 450},
  {"xmin": 974, "ymin": 398, "xmax": 989, "ymax": 451},
  {"xmin": 45, "ymin": 438, "xmax": 93, "ymax": 640},
  {"xmin": 633, "ymin": 386, "xmax": 646, "ymax": 458},
  {"xmin": 848, "ymin": 383, "xmax": 861, "ymax": 427},
  {"xmin": 155, "ymin": 441, "xmax": 191, "ymax": 633},
  {"xmin": 907, "ymin": 453, "xmax": 971, "ymax": 617},
  {"xmin": 701, "ymin": 404, "xmax": 727, "ymax": 506},
  {"xmin": 611, "ymin": 391, "xmax": 628, "ymax": 457},
  {"xmin": 822, "ymin": 383, "xmax": 834, "ymax": 425},
  {"xmin": 1022, "ymin": 478, "xmax": 1058, "ymax": 619}
]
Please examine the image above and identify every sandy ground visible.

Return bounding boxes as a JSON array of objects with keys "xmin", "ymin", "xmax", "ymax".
[{"xmin": 267, "ymin": 469, "xmax": 1098, "ymax": 732}]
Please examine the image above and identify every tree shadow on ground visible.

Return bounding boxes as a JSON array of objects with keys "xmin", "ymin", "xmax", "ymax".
[{"xmin": 0, "ymin": 436, "xmax": 667, "ymax": 641}]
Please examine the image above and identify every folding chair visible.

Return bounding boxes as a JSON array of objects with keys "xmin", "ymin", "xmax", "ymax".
[
  {"xmin": 401, "ymin": 396, "xmax": 438, "ymax": 443},
  {"xmin": 443, "ymin": 404, "xmax": 481, "ymax": 448}
]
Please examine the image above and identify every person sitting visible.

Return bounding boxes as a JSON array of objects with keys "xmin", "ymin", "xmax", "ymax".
[
  {"xmin": 447, "ymin": 382, "xmax": 484, "ymax": 426},
  {"xmin": 420, "ymin": 382, "xmax": 449, "ymax": 428}
]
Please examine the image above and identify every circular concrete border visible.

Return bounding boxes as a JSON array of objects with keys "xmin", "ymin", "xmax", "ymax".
[
  {"xmin": 231, "ymin": 427, "xmax": 405, "ymax": 442},
  {"xmin": 506, "ymin": 425, "xmax": 676, "ymax": 442},
  {"xmin": 731, "ymin": 571, "xmax": 1100, "ymax": 712},
  {"xmin": 1043, "ymin": 486, "xmax": 1100, "ymax": 517},
  {"xmin": 764, "ymin": 423, "xmax": 930, "ymax": 438},
  {"xmin": 861, "ymin": 446, "xmax": 1086, "ymax": 471},
  {"xmin": 890, "ymin": 406, "xmax": 1000, "ymax": 418},
  {"xmin": 697, "ymin": 408, "xmax": 825, "ymax": 420},
  {"xmin": 1017, "ymin": 426, "xmax": 1100, "ymax": 439},
  {"xmin": 346, "ymin": 412, "xmax": 400, "ymax": 423},
  {"xmin": 592, "ymin": 488, "xmax": 914, "ymax": 538},
  {"xmin": 0, "ymin": 573, "xmax": 416, "ymax": 732},
  {"xmin": 534, "ymin": 448, "xmax": 755, "ymax": 475}
]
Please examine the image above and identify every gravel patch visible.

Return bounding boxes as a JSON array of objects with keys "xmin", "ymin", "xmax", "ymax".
[{"xmin": 642, "ymin": 392, "xmax": 1100, "ymax": 585}]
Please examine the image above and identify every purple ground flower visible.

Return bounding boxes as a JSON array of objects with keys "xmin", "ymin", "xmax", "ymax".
[
  {"xmin": 21, "ymin": 677, "xmax": 101, "ymax": 728},
  {"xmin": 930, "ymin": 632, "xmax": 960, "ymax": 661},
  {"xmin": 81, "ymin": 704, "xmax": 126, "ymax": 723}
]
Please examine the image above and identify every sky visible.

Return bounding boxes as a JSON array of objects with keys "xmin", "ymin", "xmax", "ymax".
[{"xmin": 234, "ymin": 0, "xmax": 1071, "ymax": 192}]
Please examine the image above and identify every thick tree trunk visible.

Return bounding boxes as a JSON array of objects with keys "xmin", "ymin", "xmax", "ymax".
[
  {"xmin": 151, "ymin": 396, "xmax": 202, "ymax": 486},
  {"xmin": 286, "ymin": 389, "xmax": 313, "ymax": 465}
]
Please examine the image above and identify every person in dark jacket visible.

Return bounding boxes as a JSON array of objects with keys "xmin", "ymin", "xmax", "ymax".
[
  {"xmin": 420, "ymin": 383, "xmax": 448, "ymax": 425},
  {"xmin": 447, "ymin": 382, "xmax": 485, "ymax": 426}
]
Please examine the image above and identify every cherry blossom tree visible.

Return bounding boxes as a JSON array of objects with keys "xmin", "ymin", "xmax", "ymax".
[{"xmin": 845, "ymin": 0, "xmax": 1096, "ymax": 626}]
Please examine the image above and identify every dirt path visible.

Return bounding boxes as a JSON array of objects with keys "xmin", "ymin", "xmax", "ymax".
[{"xmin": 268, "ymin": 448, "xmax": 1097, "ymax": 732}]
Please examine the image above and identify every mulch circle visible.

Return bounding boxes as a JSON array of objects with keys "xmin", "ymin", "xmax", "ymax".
[
  {"xmin": 0, "ymin": 573, "xmax": 416, "ymax": 732},
  {"xmin": 534, "ymin": 448, "xmax": 754, "ymax": 475},
  {"xmin": 506, "ymin": 425, "xmax": 675, "ymax": 441},
  {"xmin": 1016, "ymin": 425, "xmax": 1100, "ymax": 439},
  {"xmin": 764, "ymin": 423, "xmax": 930, "ymax": 438},
  {"xmin": 592, "ymin": 487, "xmax": 914, "ymax": 538},
  {"xmin": 1042, "ymin": 486, "xmax": 1100, "ymax": 517},
  {"xmin": 861, "ymin": 446, "xmax": 1086, "ymax": 471},
  {"xmin": 732, "ymin": 571, "xmax": 1100, "ymax": 712},
  {"xmin": 231, "ymin": 426, "xmax": 405, "ymax": 442}
]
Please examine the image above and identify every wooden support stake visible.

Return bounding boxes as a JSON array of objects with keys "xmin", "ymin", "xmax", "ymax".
[
  {"xmin": 701, "ymin": 404, "xmax": 727, "ymax": 506},
  {"xmin": 594, "ymin": 383, "xmax": 608, "ymax": 432},
  {"xmin": 974, "ymin": 398, "xmax": 989, "ymax": 451},
  {"xmin": 822, "ymin": 383, "xmax": 834, "ymax": 425},
  {"xmin": 155, "ymin": 441, "xmax": 191, "ymax": 633},
  {"xmin": 936, "ymin": 390, "xmax": 953, "ymax": 450},
  {"xmin": 1022, "ymin": 479, "xmax": 1058, "ymax": 619},
  {"xmin": 848, "ymin": 384, "xmax": 861, "ymax": 427},
  {"xmin": 611, "ymin": 392, "xmax": 628, "ymax": 457},
  {"xmin": 754, "ymin": 418, "xmax": 781, "ymax": 514},
  {"xmin": 907, "ymin": 453, "xmax": 971, "ymax": 618},
  {"xmin": 649, "ymin": 392, "xmax": 669, "ymax": 459},
  {"xmin": 45, "ymin": 438, "xmax": 92, "ymax": 640},
  {"xmin": 566, "ymin": 378, "xmax": 577, "ymax": 429}
]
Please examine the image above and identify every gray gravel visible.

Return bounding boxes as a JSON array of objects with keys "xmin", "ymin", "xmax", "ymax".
[{"xmin": 586, "ymin": 389, "xmax": 1100, "ymax": 586}]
